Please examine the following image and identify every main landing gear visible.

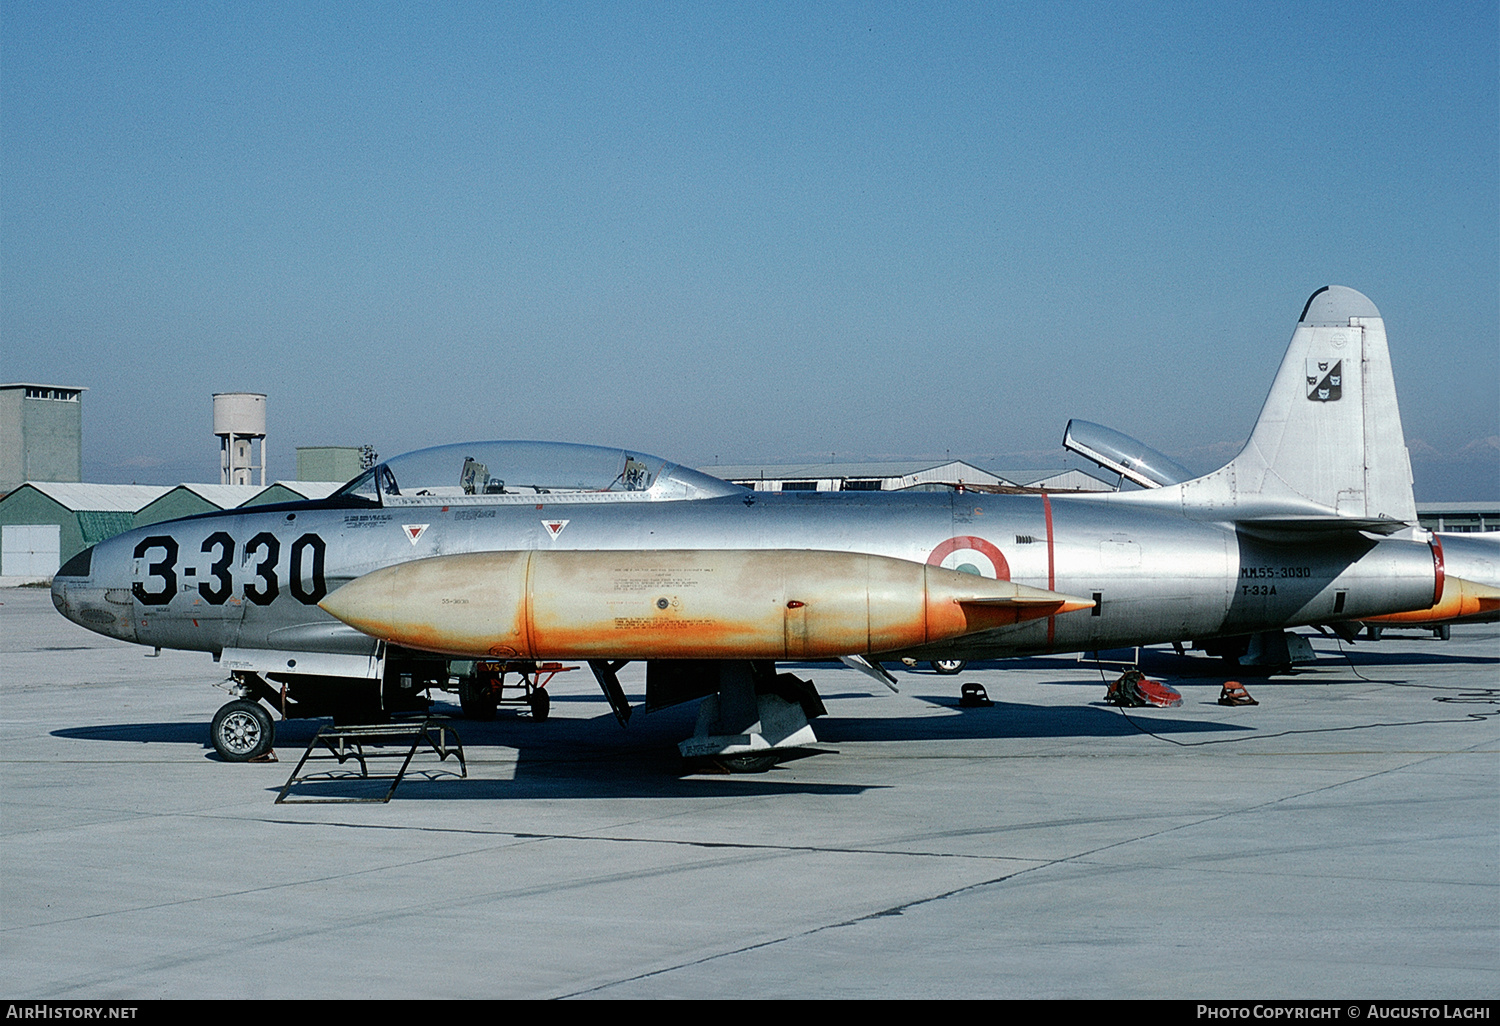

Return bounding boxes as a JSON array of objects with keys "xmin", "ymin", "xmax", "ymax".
[
  {"xmin": 677, "ymin": 662, "xmax": 827, "ymax": 772},
  {"xmin": 457, "ymin": 660, "xmax": 571, "ymax": 721},
  {"xmin": 899, "ymin": 657, "xmax": 969, "ymax": 674}
]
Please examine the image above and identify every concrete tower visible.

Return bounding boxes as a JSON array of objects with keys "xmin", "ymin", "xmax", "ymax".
[
  {"xmin": 0, "ymin": 384, "xmax": 86, "ymax": 496},
  {"xmin": 213, "ymin": 392, "xmax": 266, "ymax": 486}
]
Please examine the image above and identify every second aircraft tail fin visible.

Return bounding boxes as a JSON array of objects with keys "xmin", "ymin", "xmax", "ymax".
[{"xmin": 1164, "ymin": 285, "xmax": 1417, "ymax": 526}]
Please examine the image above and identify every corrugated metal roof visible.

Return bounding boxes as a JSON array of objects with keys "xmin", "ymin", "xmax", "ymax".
[
  {"xmin": 239, "ymin": 481, "xmax": 347, "ymax": 506},
  {"xmin": 0, "ymin": 383, "xmax": 88, "ymax": 392},
  {"xmin": 14, "ymin": 482, "xmax": 173, "ymax": 512},
  {"xmin": 272, "ymin": 481, "xmax": 346, "ymax": 500},
  {"xmin": 1416, "ymin": 501, "xmax": 1500, "ymax": 514},
  {"xmin": 994, "ymin": 468, "xmax": 1116, "ymax": 490},
  {"xmin": 700, "ymin": 461, "xmax": 1121, "ymax": 494},
  {"xmin": 706, "ymin": 460, "xmax": 1002, "ymax": 481},
  {"xmin": 167, "ymin": 484, "xmax": 265, "ymax": 507}
]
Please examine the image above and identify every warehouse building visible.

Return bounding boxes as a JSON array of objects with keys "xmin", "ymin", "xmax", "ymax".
[
  {"xmin": 706, "ymin": 459, "xmax": 1007, "ymax": 493},
  {"xmin": 1417, "ymin": 502, "xmax": 1499, "ymax": 533},
  {"xmin": 704, "ymin": 459, "xmax": 1114, "ymax": 493},
  {"xmin": 244, "ymin": 480, "xmax": 347, "ymax": 506},
  {"xmin": 296, "ymin": 446, "xmax": 364, "ymax": 483},
  {"xmin": 994, "ymin": 467, "xmax": 1118, "ymax": 492}
]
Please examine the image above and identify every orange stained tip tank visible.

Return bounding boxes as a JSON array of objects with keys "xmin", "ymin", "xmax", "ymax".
[{"xmin": 318, "ymin": 549, "xmax": 1095, "ymax": 660}]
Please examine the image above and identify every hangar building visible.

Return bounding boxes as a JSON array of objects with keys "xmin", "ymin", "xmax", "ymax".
[
  {"xmin": 133, "ymin": 484, "xmax": 267, "ymax": 528},
  {"xmin": 704, "ymin": 459, "xmax": 1115, "ymax": 493},
  {"xmin": 0, "ymin": 479, "xmax": 348, "ymax": 580},
  {"xmin": 1417, "ymin": 502, "xmax": 1499, "ymax": 533},
  {"xmin": 0, "ymin": 483, "xmax": 170, "ymax": 579}
]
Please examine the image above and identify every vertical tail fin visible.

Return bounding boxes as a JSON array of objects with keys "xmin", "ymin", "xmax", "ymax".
[{"xmin": 1172, "ymin": 286, "xmax": 1417, "ymax": 524}]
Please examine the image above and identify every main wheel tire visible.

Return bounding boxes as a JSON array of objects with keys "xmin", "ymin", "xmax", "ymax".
[
  {"xmin": 211, "ymin": 700, "xmax": 275, "ymax": 762},
  {"xmin": 931, "ymin": 659, "xmax": 967, "ymax": 675},
  {"xmin": 717, "ymin": 753, "xmax": 777, "ymax": 773},
  {"xmin": 528, "ymin": 689, "xmax": 551, "ymax": 721},
  {"xmin": 458, "ymin": 675, "xmax": 497, "ymax": 720}
]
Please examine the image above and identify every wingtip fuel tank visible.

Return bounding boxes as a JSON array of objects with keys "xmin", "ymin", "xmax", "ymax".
[{"xmin": 319, "ymin": 549, "xmax": 1096, "ymax": 660}]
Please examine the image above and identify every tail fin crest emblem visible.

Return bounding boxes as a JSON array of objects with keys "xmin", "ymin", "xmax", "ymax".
[{"xmin": 1306, "ymin": 359, "xmax": 1343, "ymax": 402}]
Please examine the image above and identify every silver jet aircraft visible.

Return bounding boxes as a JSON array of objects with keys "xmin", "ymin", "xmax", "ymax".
[{"xmin": 52, "ymin": 286, "xmax": 1449, "ymax": 766}]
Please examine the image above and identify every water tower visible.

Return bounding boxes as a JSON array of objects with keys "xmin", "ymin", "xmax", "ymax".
[{"xmin": 213, "ymin": 392, "xmax": 266, "ymax": 486}]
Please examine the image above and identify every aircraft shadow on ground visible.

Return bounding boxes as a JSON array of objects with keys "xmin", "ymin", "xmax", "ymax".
[
  {"xmin": 51, "ymin": 685, "xmax": 1247, "ymax": 762},
  {"xmin": 860, "ymin": 643, "xmax": 1500, "ymax": 685},
  {"xmin": 266, "ymin": 753, "xmax": 874, "ymax": 802},
  {"xmin": 263, "ymin": 694, "xmax": 1248, "ymax": 801},
  {"xmin": 815, "ymin": 698, "xmax": 1249, "ymax": 743},
  {"xmin": 52, "ymin": 720, "xmax": 223, "ymax": 745},
  {"xmin": 46, "ymin": 636, "xmax": 1487, "ymax": 753},
  {"xmin": 1325, "ymin": 647, "xmax": 1500, "ymax": 669}
]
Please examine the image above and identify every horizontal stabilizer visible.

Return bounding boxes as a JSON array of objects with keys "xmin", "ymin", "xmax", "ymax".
[{"xmin": 1232, "ymin": 515, "xmax": 1410, "ymax": 539}]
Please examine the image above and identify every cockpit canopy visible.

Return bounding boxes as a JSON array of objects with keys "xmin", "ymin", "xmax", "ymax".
[
  {"xmin": 334, "ymin": 441, "xmax": 746, "ymax": 507},
  {"xmin": 1062, "ymin": 420, "xmax": 1193, "ymax": 489}
]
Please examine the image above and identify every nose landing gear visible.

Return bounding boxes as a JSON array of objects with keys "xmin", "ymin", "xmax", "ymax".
[{"xmin": 210, "ymin": 699, "xmax": 276, "ymax": 762}]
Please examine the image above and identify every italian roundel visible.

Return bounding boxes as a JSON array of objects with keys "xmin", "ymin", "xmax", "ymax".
[{"xmin": 926, "ymin": 536, "xmax": 1011, "ymax": 580}]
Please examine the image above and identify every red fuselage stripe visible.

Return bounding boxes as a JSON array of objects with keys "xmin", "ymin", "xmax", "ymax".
[
  {"xmin": 1431, "ymin": 534, "xmax": 1445, "ymax": 607},
  {"xmin": 1043, "ymin": 493, "xmax": 1056, "ymax": 649}
]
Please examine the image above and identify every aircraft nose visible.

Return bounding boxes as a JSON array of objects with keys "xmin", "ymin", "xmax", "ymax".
[
  {"xmin": 50, "ymin": 544, "xmax": 138, "ymax": 642},
  {"xmin": 51, "ymin": 545, "xmax": 95, "ymax": 610}
]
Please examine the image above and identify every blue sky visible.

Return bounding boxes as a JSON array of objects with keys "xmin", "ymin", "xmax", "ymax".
[{"xmin": 3, "ymin": 2, "xmax": 1496, "ymax": 498}]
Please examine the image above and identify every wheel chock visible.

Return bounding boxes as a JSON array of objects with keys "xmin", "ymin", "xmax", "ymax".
[
  {"xmin": 1105, "ymin": 669, "xmax": 1182, "ymax": 708},
  {"xmin": 959, "ymin": 682, "xmax": 993, "ymax": 707},
  {"xmin": 1218, "ymin": 681, "xmax": 1258, "ymax": 706}
]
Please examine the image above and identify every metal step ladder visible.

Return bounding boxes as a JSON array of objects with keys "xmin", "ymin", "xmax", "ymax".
[{"xmin": 276, "ymin": 717, "xmax": 467, "ymax": 804}]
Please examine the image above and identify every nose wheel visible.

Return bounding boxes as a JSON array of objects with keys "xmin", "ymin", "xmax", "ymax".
[{"xmin": 211, "ymin": 699, "xmax": 276, "ymax": 762}]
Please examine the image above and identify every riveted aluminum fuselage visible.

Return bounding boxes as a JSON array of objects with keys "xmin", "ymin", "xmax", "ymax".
[{"xmin": 52, "ymin": 485, "xmax": 1438, "ymax": 663}]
